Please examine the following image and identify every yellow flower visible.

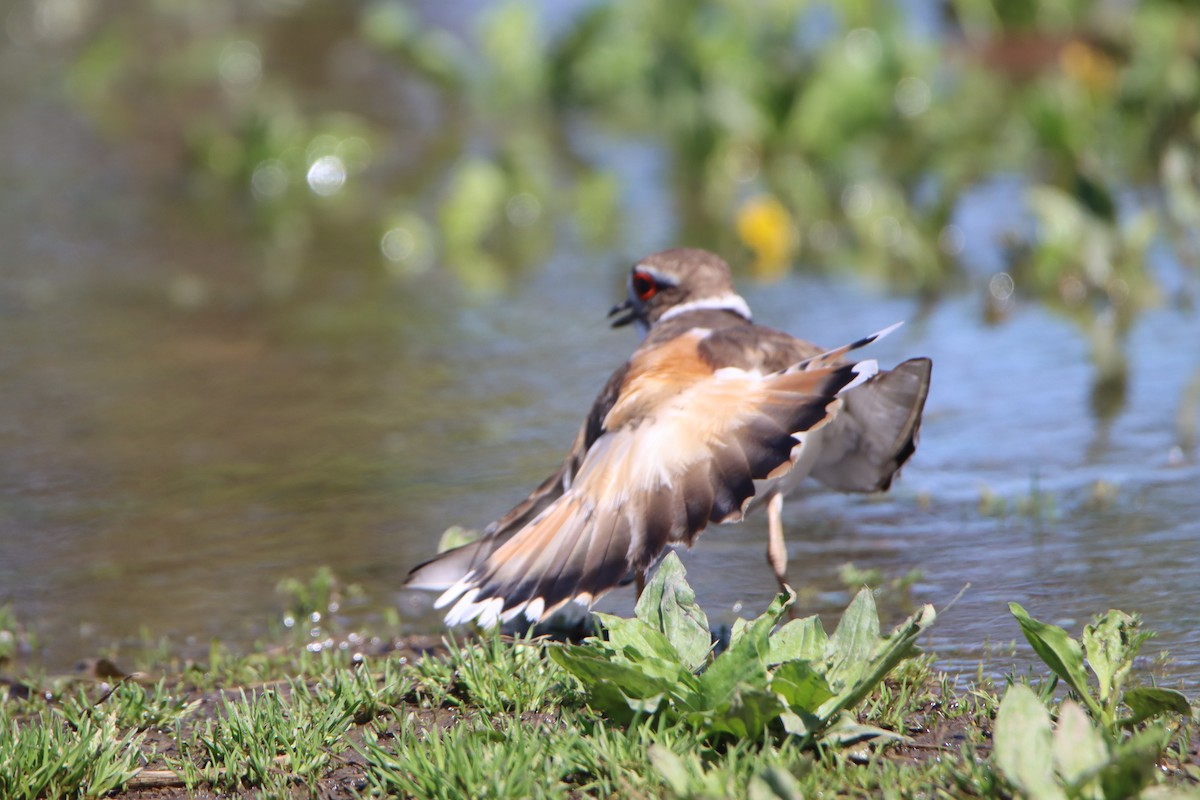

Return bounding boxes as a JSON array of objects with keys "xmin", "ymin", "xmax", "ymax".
[
  {"xmin": 735, "ymin": 194, "xmax": 798, "ymax": 280},
  {"xmin": 1060, "ymin": 39, "xmax": 1117, "ymax": 94}
]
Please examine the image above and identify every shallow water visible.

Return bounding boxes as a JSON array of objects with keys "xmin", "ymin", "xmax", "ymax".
[
  {"xmin": 2, "ymin": 19, "xmax": 1199, "ymax": 682},
  {"xmin": 4, "ymin": 209, "xmax": 1199, "ymax": 680}
]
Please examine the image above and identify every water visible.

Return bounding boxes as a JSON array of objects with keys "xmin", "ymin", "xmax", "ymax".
[
  {"xmin": 4, "ymin": 211, "xmax": 1198, "ymax": 679},
  {"xmin": 2, "ymin": 15, "xmax": 1199, "ymax": 682}
]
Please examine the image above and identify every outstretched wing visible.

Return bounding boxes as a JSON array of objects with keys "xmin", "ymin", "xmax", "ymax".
[
  {"xmin": 404, "ymin": 365, "xmax": 628, "ymax": 592},
  {"xmin": 427, "ymin": 326, "xmax": 888, "ymax": 627}
]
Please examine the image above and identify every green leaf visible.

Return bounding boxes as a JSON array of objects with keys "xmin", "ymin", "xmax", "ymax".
[
  {"xmin": 1009, "ymin": 602, "xmax": 1102, "ymax": 719},
  {"xmin": 729, "ymin": 616, "xmax": 751, "ymax": 648},
  {"xmin": 1097, "ymin": 725, "xmax": 1168, "ymax": 800},
  {"xmin": 435, "ymin": 526, "xmax": 479, "ymax": 553},
  {"xmin": 816, "ymin": 603, "xmax": 934, "ymax": 722},
  {"xmin": 687, "ymin": 688, "xmax": 785, "ymax": 739},
  {"xmin": 729, "ymin": 587, "xmax": 794, "ymax": 651},
  {"xmin": 748, "ymin": 765, "xmax": 805, "ymax": 800},
  {"xmin": 764, "ymin": 587, "xmax": 797, "ymax": 623},
  {"xmin": 1081, "ymin": 610, "xmax": 1145, "ymax": 706},
  {"xmin": 1051, "ymin": 700, "xmax": 1109, "ymax": 791},
  {"xmin": 1122, "ymin": 687, "xmax": 1192, "ymax": 726},
  {"xmin": 767, "ymin": 615, "xmax": 827, "ymax": 665},
  {"xmin": 994, "ymin": 684, "xmax": 1067, "ymax": 800},
  {"xmin": 816, "ymin": 712, "xmax": 909, "ymax": 747},
  {"xmin": 547, "ymin": 565, "xmax": 935, "ymax": 751},
  {"xmin": 633, "ymin": 552, "xmax": 712, "ymax": 671},
  {"xmin": 593, "ymin": 614, "xmax": 688, "ymax": 680},
  {"xmin": 689, "ymin": 587, "xmax": 795, "ymax": 714},
  {"xmin": 771, "ymin": 661, "xmax": 834, "ymax": 713},
  {"xmin": 691, "ymin": 621, "xmax": 769, "ymax": 713},
  {"xmin": 648, "ymin": 744, "xmax": 691, "ymax": 796},
  {"xmin": 828, "ymin": 589, "xmax": 881, "ymax": 666},
  {"xmin": 545, "ymin": 645, "xmax": 676, "ymax": 720},
  {"xmin": 779, "ymin": 709, "xmax": 818, "ymax": 738},
  {"xmin": 727, "ymin": 688, "xmax": 786, "ymax": 736}
]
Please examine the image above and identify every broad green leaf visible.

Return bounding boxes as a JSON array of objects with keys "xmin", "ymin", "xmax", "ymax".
[
  {"xmin": 692, "ymin": 587, "xmax": 795, "ymax": 714},
  {"xmin": 688, "ymin": 688, "xmax": 785, "ymax": 739},
  {"xmin": 1097, "ymin": 725, "xmax": 1168, "ymax": 800},
  {"xmin": 546, "ymin": 645, "xmax": 677, "ymax": 718},
  {"xmin": 593, "ymin": 614, "xmax": 688, "ymax": 680},
  {"xmin": 731, "ymin": 687, "xmax": 787, "ymax": 730},
  {"xmin": 771, "ymin": 660, "xmax": 834, "ymax": 713},
  {"xmin": 824, "ymin": 589, "xmax": 883, "ymax": 692},
  {"xmin": 543, "ymin": 644, "xmax": 634, "ymax": 687},
  {"xmin": 748, "ymin": 765, "xmax": 805, "ymax": 800},
  {"xmin": 779, "ymin": 709, "xmax": 819, "ymax": 737},
  {"xmin": 691, "ymin": 622, "xmax": 769, "ymax": 713},
  {"xmin": 730, "ymin": 588, "xmax": 796, "ymax": 648},
  {"xmin": 994, "ymin": 684, "xmax": 1067, "ymax": 800},
  {"xmin": 816, "ymin": 603, "xmax": 934, "ymax": 722},
  {"xmin": 729, "ymin": 616, "xmax": 751, "ymax": 648},
  {"xmin": 816, "ymin": 712, "xmax": 909, "ymax": 747},
  {"xmin": 1009, "ymin": 603, "xmax": 1102, "ymax": 719},
  {"xmin": 633, "ymin": 552, "xmax": 712, "ymax": 671},
  {"xmin": 1081, "ymin": 610, "xmax": 1144, "ymax": 705},
  {"xmin": 648, "ymin": 744, "xmax": 691, "ymax": 796},
  {"xmin": 828, "ymin": 589, "xmax": 881, "ymax": 666},
  {"xmin": 764, "ymin": 587, "xmax": 797, "ymax": 623},
  {"xmin": 549, "ymin": 568, "xmax": 935, "ymax": 750},
  {"xmin": 767, "ymin": 615, "xmax": 827, "ymax": 665},
  {"xmin": 1051, "ymin": 700, "xmax": 1109, "ymax": 792},
  {"xmin": 577, "ymin": 680, "xmax": 654, "ymax": 724},
  {"xmin": 1122, "ymin": 687, "xmax": 1192, "ymax": 726},
  {"xmin": 584, "ymin": 684, "xmax": 657, "ymax": 723}
]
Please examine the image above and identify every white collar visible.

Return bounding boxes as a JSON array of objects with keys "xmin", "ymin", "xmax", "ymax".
[{"xmin": 658, "ymin": 293, "xmax": 752, "ymax": 324}]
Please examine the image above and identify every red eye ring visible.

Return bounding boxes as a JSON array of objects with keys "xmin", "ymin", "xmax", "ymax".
[{"xmin": 632, "ymin": 271, "xmax": 657, "ymax": 301}]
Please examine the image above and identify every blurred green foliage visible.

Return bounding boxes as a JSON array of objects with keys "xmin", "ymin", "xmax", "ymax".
[{"xmin": 44, "ymin": 0, "xmax": 1200, "ymax": 324}]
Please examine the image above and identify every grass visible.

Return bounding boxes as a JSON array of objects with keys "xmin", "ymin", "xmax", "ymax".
[
  {"xmin": 0, "ymin": 576, "xmax": 1196, "ymax": 800},
  {"xmin": 0, "ymin": 700, "xmax": 144, "ymax": 800}
]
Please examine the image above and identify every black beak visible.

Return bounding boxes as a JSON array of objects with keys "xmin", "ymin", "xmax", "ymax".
[{"xmin": 608, "ymin": 299, "xmax": 636, "ymax": 328}]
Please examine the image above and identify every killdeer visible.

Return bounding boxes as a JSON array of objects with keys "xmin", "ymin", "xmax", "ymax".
[{"xmin": 406, "ymin": 248, "xmax": 931, "ymax": 627}]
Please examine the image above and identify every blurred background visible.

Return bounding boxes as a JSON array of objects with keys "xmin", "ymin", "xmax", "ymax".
[{"xmin": 1, "ymin": 0, "xmax": 1198, "ymax": 677}]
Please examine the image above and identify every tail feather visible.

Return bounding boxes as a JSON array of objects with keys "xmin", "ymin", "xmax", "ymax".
[
  {"xmin": 515, "ymin": 498, "xmax": 599, "ymax": 617},
  {"xmin": 790, "ymin": 322, "xmax": 903, "ymax": 373},
  {"xmin": 405, "ymin": 538, "xmax": 494, "ymax": 591},
  {"xmin": 811, "ymin": 357, "xmax": 931, "ymax": 492}
]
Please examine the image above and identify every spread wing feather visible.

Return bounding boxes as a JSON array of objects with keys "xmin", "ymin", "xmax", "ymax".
[{"xmin": 430, "ymin": 328, "xmax": 888, "ymax": 626}]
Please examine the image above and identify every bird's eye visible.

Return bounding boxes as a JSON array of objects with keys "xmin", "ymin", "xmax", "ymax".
[{"xmin": 632, "ymin": 271, "xmax": 657, "ymax": 301}]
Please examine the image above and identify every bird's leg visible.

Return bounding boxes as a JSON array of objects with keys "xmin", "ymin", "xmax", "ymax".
[
  {"xmin": 765, "ymin": 493, "xmax": 798, "ymax": 618},
  {"xmin": 766, "ymin": 494, "xmax": 788, "ymax": 588},
  {"xmin": 635, "ymin": 570, "xmax": 646, "ymax": 600}
]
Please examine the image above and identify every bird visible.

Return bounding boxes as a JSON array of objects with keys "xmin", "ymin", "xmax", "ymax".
[{"xmin": 405, "ymin": 248, "xmax": 932, "ymax": 627}]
